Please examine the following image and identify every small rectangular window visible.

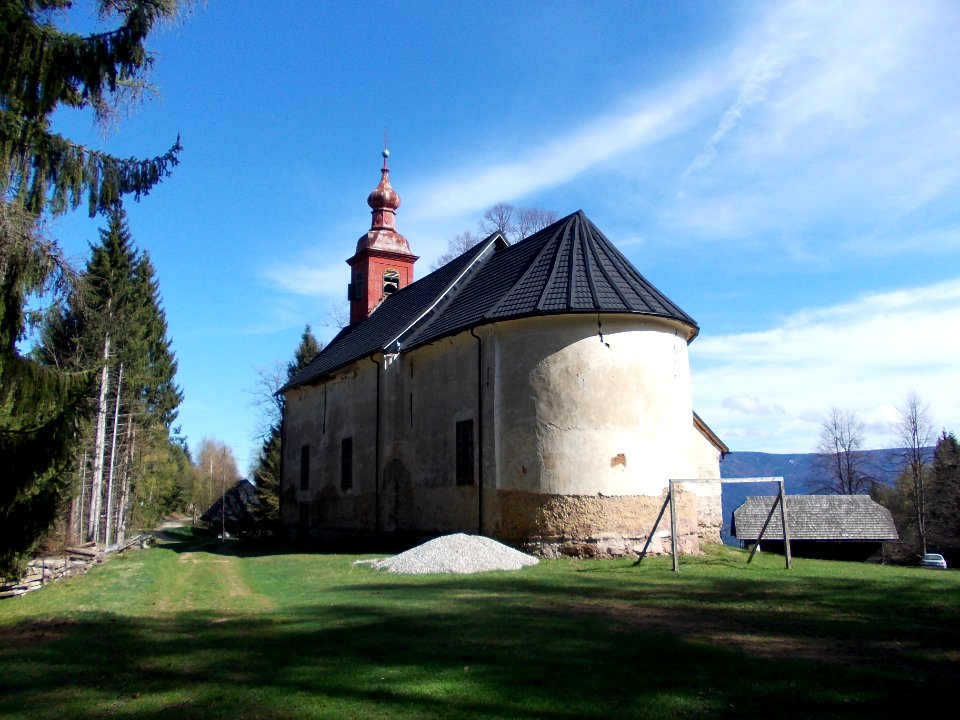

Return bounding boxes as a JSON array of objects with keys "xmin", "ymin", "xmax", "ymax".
[
  {"xmin": 456, "ymin": 419, "xmax": 474, "ymax": 485},
  {"xmin": 299, "ymin": 445, "xmax": 310, "ymax": 491},
  {"xmin": 341, "ymin": 437, "xmax": 353, "ymax": 490}
]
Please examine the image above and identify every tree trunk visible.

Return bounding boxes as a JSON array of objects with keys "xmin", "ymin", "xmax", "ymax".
[
  {"xmin": 69, "ymin": 450, "xmax": 86, "ymax": 543},
  {"xmin": 117, "ymin": 420, "xmax": 135, "ymax": 544},
  {"xmin": 104, "ymin": 363, "xmax": 123, "ymax": 547},
  {"xmin": 87, "ymin": 334, "xmax": 111, "ymax": 544}
]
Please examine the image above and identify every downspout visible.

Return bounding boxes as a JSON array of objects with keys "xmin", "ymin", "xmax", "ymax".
[
  {"xmin": 368, "ymin": 353, "xmax": 381, "ymax": 535},
  {"xmin": 470, "ymin": 327, "xmax": 484, "ymax": 535}
]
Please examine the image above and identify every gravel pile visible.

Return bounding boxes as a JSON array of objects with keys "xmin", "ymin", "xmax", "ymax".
[{"xmin": 364, "ymin": 533, "xmax": 539, "ymax": 574}]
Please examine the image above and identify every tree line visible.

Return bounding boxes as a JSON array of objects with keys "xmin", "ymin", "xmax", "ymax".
[
  {"xmin": 0, "ymin": 1, "xmax": 202, "ymax": 578},
  {"xmin": 815, "ymin": 393, "xmax": 959, "ymax": 561}
]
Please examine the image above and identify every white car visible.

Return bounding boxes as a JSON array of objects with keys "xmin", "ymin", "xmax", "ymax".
[{"xmin": 920, "ymin": 553, "xmax": 948, "ymax": 569}]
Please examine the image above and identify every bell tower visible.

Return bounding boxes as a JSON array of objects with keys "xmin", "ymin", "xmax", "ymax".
[{"xmin": 346, "ymin": 148, "xmax": 418, "ymax": 325}]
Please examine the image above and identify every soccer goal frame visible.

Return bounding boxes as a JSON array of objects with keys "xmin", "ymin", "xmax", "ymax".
[{"xmin": 633, "ymin": 477, "xmax": 792, "ymax": 572}]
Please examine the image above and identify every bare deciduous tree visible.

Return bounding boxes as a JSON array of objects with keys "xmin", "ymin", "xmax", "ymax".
[
  {"xmin": 515, "ymin": 207, "xmax": 558, "ymax": 239},
  {"xmin": 249, "ymin": 361, "xmax": 286, "ymax": 442},
  {"xmin": 478, "ymin": 203, "xmax": 517, "ymax": 240},
  {"xmin": 815, "ymin": 408, "xmax": 872, "ymax": 494},
  {"xmin": 895, "ymin": 391, "xmax": 935, "ymax": 555},
  {"xmin": 479, "ymin": 203, "xmax": 558, "ymax": 243},
  {"xmin": 430, "ymin": 230, "xmax": 481, "ymax": 270},
  {"xmin": 432, "ymin": 204, "xmax": 558, "ymax": 270},
  {"xmin": 193, "ymin": 438, "xmax": 241, "ymax": 524},
  {"xmin": 325, "ymin": 301, "xmax": 350, "ymax": 331}
]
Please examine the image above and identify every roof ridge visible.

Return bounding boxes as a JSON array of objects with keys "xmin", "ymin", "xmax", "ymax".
[
  {"xmin": 588, "ymin": 219, "xmax": 698, "ymax": 328},
  {"xmin": 577, "ymin": 214, "xmax": 602, "ymax": 308},
  {"xmin": 584, "ymin": 218, "xmax": 634, "ymax": 310},
  {"xmin": 393, "ymin": 233, "xmax": 504, "ymax": 350},
  {"xmin": 484, "ymin": 210, "xmax": 579, "ymax": 319},
  {"xmin": 536, "ymin": 215, "xmax": 573, "ymax": 311},
  {"xmin": 566, "ymin": 214, "xmax": 580, "ymax": 309}
]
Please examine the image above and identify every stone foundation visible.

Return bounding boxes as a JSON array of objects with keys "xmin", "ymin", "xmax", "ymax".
[{"xmin": 495, "ymin": 488, "xmax": 701, "ymax": 558}]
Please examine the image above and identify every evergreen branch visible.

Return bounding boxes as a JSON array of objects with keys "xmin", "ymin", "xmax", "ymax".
[
  {"xmin": 0, "ymin": 0, "xmax": 179, "ymax": 121},
  {"xmin": 0, "ymin": 109, "xmax": 180, "ymax": 216}
]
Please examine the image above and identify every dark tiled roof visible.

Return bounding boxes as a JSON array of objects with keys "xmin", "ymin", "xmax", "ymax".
[
  {"xmin": 284, "ymin": 210, "xmax": 698, "ymax": 390},
  {"xmin": 732, "ymin": 495, "xmax": 899, "ymax": 541},
  {"xmin": 201, "ymin": 479, "xmax": 260, "ymax": 529}
]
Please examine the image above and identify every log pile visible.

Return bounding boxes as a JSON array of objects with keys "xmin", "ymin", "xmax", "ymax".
[{"xmin": 0, "ymin": 534, "xmax": 150, "ymax": 599}]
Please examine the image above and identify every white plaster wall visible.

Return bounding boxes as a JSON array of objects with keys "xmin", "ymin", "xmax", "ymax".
[
  {"xmin": 380, "ymin": 334, "xmax": 481, "ymax": 533},
  {"xmin": 491, "ymin": 314, "xmax": 697, "ymax": 497},
  {"xmin": 281, "ymin": 312, "xmax": 723, "ymax": 547},
  {"xmin": 684, "ymin": 427, "xmax": 724, "ymax": 543},
  {"xmin": 281, "ymin": 362, "xmax": 379, "ymax": 530}
]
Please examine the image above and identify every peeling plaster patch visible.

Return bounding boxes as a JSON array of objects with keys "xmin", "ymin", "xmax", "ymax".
[{"xmin": 610, "ymin": 453, "xmax": 627, "ymax": 469}]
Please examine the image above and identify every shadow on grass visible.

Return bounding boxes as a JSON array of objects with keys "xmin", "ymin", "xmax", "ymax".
[
  {"xmin": 1, "ymin": 560, "xmax": 956, "ymax": 720},
  {"xmin": 156, "ymin": 525, "xmax": 451, "ymax": 560}
]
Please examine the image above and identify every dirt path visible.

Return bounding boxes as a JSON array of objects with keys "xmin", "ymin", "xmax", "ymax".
[{"xmin": 153, "ymin": 527, "xmax": 275, "ymax": 615}]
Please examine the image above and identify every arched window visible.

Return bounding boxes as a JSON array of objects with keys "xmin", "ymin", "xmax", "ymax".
[{"xmin": 383, "ymin": 269, "xmax": 400, "ymax": 295}]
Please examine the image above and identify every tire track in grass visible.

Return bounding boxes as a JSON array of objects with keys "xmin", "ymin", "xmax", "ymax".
[{"xmin": 156, "ymin": 538, "xmax": 275, "ymax": 616}]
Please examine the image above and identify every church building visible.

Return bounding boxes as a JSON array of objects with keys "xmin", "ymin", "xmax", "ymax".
[{"xmin": 279, "ymin": 151, "xmax": 727, "ymax": 557}]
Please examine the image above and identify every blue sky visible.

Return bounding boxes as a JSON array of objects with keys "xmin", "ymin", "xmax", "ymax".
[{"xmin": 48, "ymin": 0, "xmax": 960, "ymax": 469}]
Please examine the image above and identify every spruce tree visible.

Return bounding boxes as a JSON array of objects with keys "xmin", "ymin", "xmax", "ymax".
[
  {"xmin": 928, "ymin": 431, "xmax": 960, "ymax": 559},
  {"xmin": 254, "ymin": 325, "xmax": 320, "ymax": 528},
  {"xmin": 39, "ymin": 206, "xmax": 182, "ymax": 543},
  {"xmin": 0, "ymin": 1, "xmax": 184, "ymax": 575},
  {"xmin": 0, "ymin": 0, "xmax": 182, "ymax": 216},
  {"xmin": 0, "ymin": 203, "xmax": 90, "ymax": 576}
]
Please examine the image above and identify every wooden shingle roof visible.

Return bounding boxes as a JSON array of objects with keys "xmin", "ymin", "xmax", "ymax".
[
  {"xmin": 732, "ymin": 495, "xmax": 899, "ymax": 541},
  {"xmin": 283, "ymin": 210, "xmax": 697, "ymax": 391}
]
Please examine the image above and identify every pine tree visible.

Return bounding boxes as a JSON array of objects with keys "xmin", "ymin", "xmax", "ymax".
[
  {"xmin": 928, "ymin": 430, "xmax": 960, "ymax": 559},
  {"xmin": 0, "ymin": 1, "xmax": 183, "ymax": 574},
  {"xmin": 0, "ymin": 0, "xmax": 183, "ymax": 217},
  {"xmin": 39, "ymin": 206, "xmax": 182, "ymax": 544},
  {"xmin": 0, "ymin": 203, "xmax": 90, "ymax": 576},
  {"xmin": 253, "ymin": 325, "xmax": 320, "ymax": 528}
]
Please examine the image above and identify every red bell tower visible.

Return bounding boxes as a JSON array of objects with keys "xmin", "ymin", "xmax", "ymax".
[{"xmin": 346, "ymin": 148, "xmax": 418, "ymax": 325}]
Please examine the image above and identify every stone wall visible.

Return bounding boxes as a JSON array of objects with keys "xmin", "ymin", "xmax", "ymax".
[{"xmin": 493, "ymin": 488, "xmax": 700, "ymax": 558}]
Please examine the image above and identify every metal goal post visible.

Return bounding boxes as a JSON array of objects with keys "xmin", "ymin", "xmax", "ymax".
[{"xmin": 633, "ymin": 477, "xmax": 792, "ymax": 572}]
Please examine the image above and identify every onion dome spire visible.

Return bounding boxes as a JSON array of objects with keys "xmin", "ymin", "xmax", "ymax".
[
  {"xmin": 367, "ymin": 148, "xmax": 401, "ymax": 229},
  {"xmin": 355, "ymin": 146, "xmax": 413, "ymax": 255}
]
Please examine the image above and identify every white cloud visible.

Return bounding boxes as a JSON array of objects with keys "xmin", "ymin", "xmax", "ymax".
[
  {"xmin": 668, "ymin": 0, "xmax": 960, "ymax": 247},
  {"xmin": 396, "ymin": 0, "xmax": 960, "ymax": 265},
  {"xmin": 263, "ymin": 262, "xmax": 344, "ymax": 298},
  {"xmin": 722, "ymin": 395, "xmax": 785, "ymax": 416},
  {"xmin": 691, "ymin": 278, "xmax": 960, "ymax": 452},
  {"xmin": 406, "ymin": 73, "xmax": 724, "ymax": 225}
]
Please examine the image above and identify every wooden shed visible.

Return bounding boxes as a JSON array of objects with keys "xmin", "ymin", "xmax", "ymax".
[{"xmin": 732, "ymin": 495, "xmax": 898, "ymax": 561}]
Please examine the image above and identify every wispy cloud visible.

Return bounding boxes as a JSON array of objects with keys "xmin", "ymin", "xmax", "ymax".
[
  {"xmin": 722, "ymin": 395, "xmax": 785, "ymax": 416},
  {"xmin": 683, "ymin": 23, "xmax": 801, "ymax": 178},
  {"xmin": 406, "ymin": 74, "xmax": 723, "ymax": 226},
  {"xmin": 398, "ymin": 0, "xmax": 960, "ymax": 266},
  {"xmin": 691, "ymin": 278, "xmax": 960, "ymax": 452},
  {"xmin": 669, "ymin": 0, "xmax": 960, "ymax": 247},
  {"xmin": 263, "ymin": 262, "xmax": 344, "ymax": 298}
]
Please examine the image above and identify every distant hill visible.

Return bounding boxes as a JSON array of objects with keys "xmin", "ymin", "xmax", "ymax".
[{"xmin": 717, "ymin": 448, "xmax": 911, "ymax": 545}]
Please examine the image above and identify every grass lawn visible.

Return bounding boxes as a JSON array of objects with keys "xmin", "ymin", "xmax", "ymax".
[{"xmin": 1, "ymin": 528, "xmax": 957, "ymax": 720}]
